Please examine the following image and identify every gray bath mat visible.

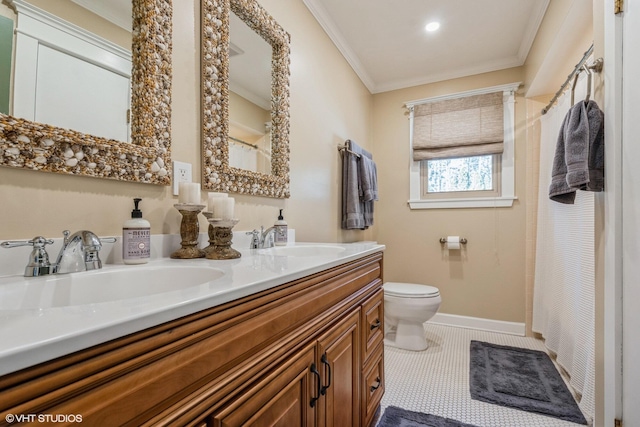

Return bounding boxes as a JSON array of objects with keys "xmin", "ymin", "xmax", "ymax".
[
  {"xmin": 378, "ymin": 406, "xmax": 480, "ymax": 427},
  {"xmin": 469, "ymin": 340, "xmax": 587, "ymax": 424}
]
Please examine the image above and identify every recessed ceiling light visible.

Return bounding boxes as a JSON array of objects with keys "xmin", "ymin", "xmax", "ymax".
[{"xmin": 425, "ymin": 21, "xmax": 440, "ymax": 32}]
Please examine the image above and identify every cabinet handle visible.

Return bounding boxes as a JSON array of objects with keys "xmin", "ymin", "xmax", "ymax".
[
  {"xmin": 370, "ymin": 319, "xmax": 381, "ymax": 330},
  {"xmin": 370, "ymin": 376, "xmax": 381, "ymax": 392},
  {"xmin": 310, "ymin": 363, "xmax": 322, "ymax": 408},
  {"xmin": 320, "ymin": 353, "xmax": 331, "ymax": 395}
]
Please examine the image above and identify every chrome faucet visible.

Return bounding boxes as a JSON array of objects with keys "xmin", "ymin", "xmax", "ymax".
[
  {"xmin": 55, "ymin": 230, "xmax": 116, "ymax": 274},
  {"xmin": 246, "ymin": 226, "xmax": 276, "ymax": 249},
  {"xmin": 1, "ymin": 230, "xmax": 116, "ymax": 276}
]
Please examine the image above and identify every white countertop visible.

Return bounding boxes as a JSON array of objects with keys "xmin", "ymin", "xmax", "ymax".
[{"xmin": 0, "ymin": 242, "xmax": 384, "ymax": 376}]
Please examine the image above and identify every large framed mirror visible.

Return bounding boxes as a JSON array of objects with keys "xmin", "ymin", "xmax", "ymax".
[
  {"xmin": 0, "ymin": 0, "xmax": 172, "ymax": 185},
  {"xmin": 201, "ymin": 0, "xmax": 290, "ymax": 198}
]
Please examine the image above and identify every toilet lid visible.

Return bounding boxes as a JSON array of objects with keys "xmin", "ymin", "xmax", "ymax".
[{"xmin": 384, "ymin": 282, "xmax": 439, "ymax": 298}]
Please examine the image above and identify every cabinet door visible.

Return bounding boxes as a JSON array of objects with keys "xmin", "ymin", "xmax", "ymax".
[
  {"xmin": 210, "ymin": 344, "xmax": 317, "ymax": 427},
  {"xmin": 316, "ymin": 310, "xmax": 361, "ymax": 427}
]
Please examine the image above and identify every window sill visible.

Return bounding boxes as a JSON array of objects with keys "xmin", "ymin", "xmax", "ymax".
[{"xmin": 408, "ymin": 196, "xmax": 517, "ymax": 209}]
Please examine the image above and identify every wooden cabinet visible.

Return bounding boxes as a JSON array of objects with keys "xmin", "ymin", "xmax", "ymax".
[{"xmin": 0, "ymin": 253, "xmax": 383, "ymax": 427}]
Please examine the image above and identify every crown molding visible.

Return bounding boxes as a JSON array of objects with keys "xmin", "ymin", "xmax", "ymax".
[{"xmin": 302, "ymin": 0, "xmax": 375, "ymax": 92}]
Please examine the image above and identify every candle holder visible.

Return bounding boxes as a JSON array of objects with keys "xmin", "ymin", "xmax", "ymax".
[
  {"xmin": 203, "ymin": 213, "xmax": 241, "ymax": 260},
  {"xmin": 171, "ymin": 204, "xmax": 206, "ymax": 259}
]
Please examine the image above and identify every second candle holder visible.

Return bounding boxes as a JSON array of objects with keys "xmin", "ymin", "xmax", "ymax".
[{"xmin": 203, "ymin": 212, "xmax": 241, "ymax": 260}]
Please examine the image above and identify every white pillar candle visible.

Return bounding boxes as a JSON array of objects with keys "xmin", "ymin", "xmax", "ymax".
[
  {"xmin": 212, "ymin": 197, "xmax": 235, "ymax": 219},
  {"xmin": 207, "ymin": 192, "xmax": 228, "ymax": 212},
  {"xmin": 210, "ymin": 197, "xmax": 223, "ymax": 218},
  {"xmin": 178, "ymin": 182, "xmax": 201, "ymax": 204}
]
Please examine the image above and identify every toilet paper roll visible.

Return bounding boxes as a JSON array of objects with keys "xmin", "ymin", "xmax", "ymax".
[{"xmin": 446, "ymin": 236, "xmax": 461, "ymax": 250}]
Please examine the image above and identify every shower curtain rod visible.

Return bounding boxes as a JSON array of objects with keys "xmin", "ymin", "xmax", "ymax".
[
  {"xmin": 229, "ymin": 136, "xmax": 258, "ymax": 150},
  {"xmin": 541, "ymin": 44, "xmax": 603, "ymax": 115}
]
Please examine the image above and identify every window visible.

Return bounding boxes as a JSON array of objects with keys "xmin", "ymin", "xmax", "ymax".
[
  {"xmin": 422, "ymin": 154, "xmax": 500, "ymax": 198},
  {"xmin": 408, "ymin": 83, "xmax": 519, "ymax": 209}
]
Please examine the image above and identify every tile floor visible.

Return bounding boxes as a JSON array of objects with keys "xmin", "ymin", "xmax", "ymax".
[{"xmin": 378, "ymin": 323, "xmax": 589, "ymax": 427}]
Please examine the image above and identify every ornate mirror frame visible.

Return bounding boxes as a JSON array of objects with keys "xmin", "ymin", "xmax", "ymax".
[
  {"xmin": 0, "ymin": 0, "xmax": 172, "ymax": 185},
  {"xmin": 201, "ymin": 0, "xmax": 290, "ymax": 198}
]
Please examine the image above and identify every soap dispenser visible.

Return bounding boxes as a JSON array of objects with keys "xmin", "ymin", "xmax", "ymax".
[
  {"xmin": 274, "ymin": 209, "xmax": 288, "ymax": 246},
  {"xmin": 123, "ymin": 198, "xmax": 151, "ymax": 264}
]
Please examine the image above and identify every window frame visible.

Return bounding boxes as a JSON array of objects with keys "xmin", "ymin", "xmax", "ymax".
[{"xmin": 407, "ymin": 83, "xmax": 519, "ymax": 209}]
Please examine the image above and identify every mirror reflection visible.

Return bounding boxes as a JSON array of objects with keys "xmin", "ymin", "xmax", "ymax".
[
  {"xmin": 0, "ymin": 0, "xmax": 173, "ymax": 185},
  {"xmin": 228, "ymin": 10, "xmax": 272, "ymax": 175},
  {"xmin": 2, "ymin": 0, "xmax": 132, "ymax": 142},
  {"xmin": 201, "ymin": 0, "xmax": 290, "ymax": 198}
]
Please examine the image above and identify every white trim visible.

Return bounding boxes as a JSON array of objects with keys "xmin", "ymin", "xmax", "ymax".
[
  {"xmin": 70, "ymin": 0, "xmax": 131, "ymax": 32},
  {"xmin": 301, "ymin": 0, "xmax": 375, "ymax": 92},
  {"xmin": 516, "ymin": 0, "xmax": 551, "ymax": 64},
  {"xmin": 429, "ymin": 313, "xmax": 525, "ymax": 336},
  {"xmin": 10, "ymin": 0, "xmax": 131, "ymax": 124},
  {"xmin": 404, "ymin": 82, "xmax": 521, "ymax": 108},
  {"xmin": 376, "ymin": 58, "xmax": 524, "ymax": 95},
  {"xmin": 10, "ymin": 0, "xmax": 130, "ymax": 61},
  {"xmin": 408, "ymin": 83, "xmax": 519, "ymax": 210},
  {"xmin": 229, "ymin": 81, "xmax": 271, "ymax": 111},
  {"xmin": 409, "ymin": 197, "xmax": 516, "ymax": 210},
  {"xmin": 603, "ymin": 0, "xmax": 623, "ymax": 424}
]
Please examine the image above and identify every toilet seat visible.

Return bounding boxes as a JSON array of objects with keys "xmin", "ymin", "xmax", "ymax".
[{"xmin": 384, "ymin": 282, "xmax": 439, "ymax": 298}]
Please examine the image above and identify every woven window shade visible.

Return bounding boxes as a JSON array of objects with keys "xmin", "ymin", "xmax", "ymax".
[{"xmin": 412, "ymin": 91, "xmax": 504, "ymax": 161}]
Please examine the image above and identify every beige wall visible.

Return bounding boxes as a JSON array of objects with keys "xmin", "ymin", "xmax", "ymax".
[
  {"xmin": 229, "ymin": 91, "xmax": 270, "ymax": 136},
  {"xmin": 524, "ymin": 0, "xmax": 593, "ymax": 97},
  {"xmin": 0, "ymin": 0, "xmax": 373, "ymax": 243},
  {"xmin": 371, "ymin": 68, "xmax": 528, "ymax": 323}
]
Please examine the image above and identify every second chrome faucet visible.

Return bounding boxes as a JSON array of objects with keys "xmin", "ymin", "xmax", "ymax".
[{"xmin": 246, "ymin": 226, "xmax": 276, "ymax": 249}]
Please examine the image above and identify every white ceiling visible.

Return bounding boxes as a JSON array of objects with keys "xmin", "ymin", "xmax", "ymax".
[{"xmin": 303, "ymin": 0, "xmax": 550, "ymax": 94}]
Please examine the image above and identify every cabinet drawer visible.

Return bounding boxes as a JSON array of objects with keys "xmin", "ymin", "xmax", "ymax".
[
  {"xmin": 361, "ymin": 289, "xmax": 383, "ymax": 364},
  {"xmin": 361, "ymin": 343, "xmax": 384, "ymax": 427}
]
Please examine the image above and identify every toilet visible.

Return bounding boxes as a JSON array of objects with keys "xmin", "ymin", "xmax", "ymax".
[{"xmin": 383, "ymin": 282, "xmax": 442, "ymax": 351}]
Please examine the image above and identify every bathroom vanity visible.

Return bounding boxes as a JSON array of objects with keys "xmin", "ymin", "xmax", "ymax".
[{"xmin": 0, "ymin": 243, "xmax": 384, "ymax": 426}]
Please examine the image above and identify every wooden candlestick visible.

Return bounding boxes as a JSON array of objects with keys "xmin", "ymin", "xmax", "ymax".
[{"xmin": 171, "ymin": 204, "xmax": 206, "ymax": 259}]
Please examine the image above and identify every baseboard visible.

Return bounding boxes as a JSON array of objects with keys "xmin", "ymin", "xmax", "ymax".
[{"xmin": 428, "ymin": 313, "xmax": 525, "ymax": 336}]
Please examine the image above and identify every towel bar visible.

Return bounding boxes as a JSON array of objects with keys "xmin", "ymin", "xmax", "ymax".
[{"xmin": 337, "ymin": 145, "xmax": 361, "ymax": 158}]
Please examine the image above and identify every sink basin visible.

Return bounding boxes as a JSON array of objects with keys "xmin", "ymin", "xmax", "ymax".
[
  {"xmin": 261, "ymin": 245, "xmax": 346, "ymax": 257},
  {"xmin": 0, "ymin": 265, "xmax": 225, "ymax": 309}
]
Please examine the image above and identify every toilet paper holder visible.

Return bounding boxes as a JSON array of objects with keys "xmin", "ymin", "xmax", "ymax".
[{"xmin": 439, "ymin": 237, "xmax": 467, "ymax": 245}]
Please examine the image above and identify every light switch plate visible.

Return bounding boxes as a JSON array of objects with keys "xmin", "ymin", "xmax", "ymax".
[{"xmin": 172, "ymin": 161, "xmax": 192, "ymax": 195}]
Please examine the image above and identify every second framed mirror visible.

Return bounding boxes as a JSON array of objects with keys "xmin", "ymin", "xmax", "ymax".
[{"xmin": 201, "ymin": 0, "xmax": 290, "ymax": 198}]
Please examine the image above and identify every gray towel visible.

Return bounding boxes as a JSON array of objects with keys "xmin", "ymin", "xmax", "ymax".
[
  {"xmin": 359, "ymin": 152, "xmax": 378, "ymax": 202},
  {"xmin": 342, "ymin": 139, "xmax": 377, "ymax": 229},
  {"xmin": 549, "ymin": 100, "xmax": 605, "ymax": 204}
]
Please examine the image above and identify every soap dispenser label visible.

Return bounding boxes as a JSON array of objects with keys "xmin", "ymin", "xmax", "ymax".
[{"xmin": 123, "ymin": 228, "xmax": 150, "ymax": 259}]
